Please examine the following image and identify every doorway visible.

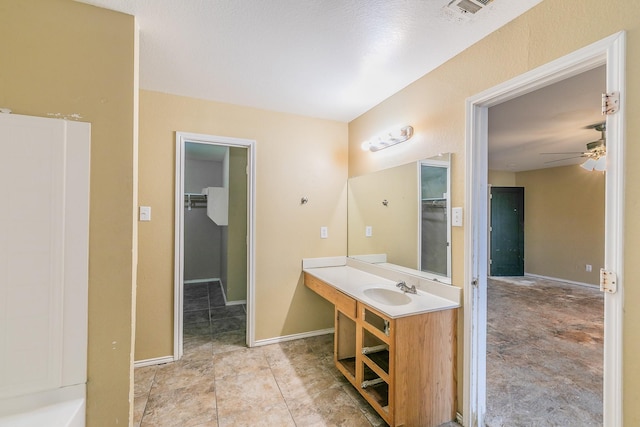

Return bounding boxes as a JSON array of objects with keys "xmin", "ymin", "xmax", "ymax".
[
  {"xmin": 174, "ymin": 132, "xmax": 256, "ymax": 360},
  {"xmin": 463, "ymin": 32, "xmax": 625, "ymax": 427}
]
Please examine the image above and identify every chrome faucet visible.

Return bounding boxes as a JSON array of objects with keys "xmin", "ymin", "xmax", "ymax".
[{"xmin": 396, "ymin": 281, "xmax": 417, "ymax": 294}]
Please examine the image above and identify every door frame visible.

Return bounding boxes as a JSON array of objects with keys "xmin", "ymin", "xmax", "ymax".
[
  {"xmin": 174, "ymin": 131, "xmax": 257, "ymax": 360},
  {"xmin": 463, "ymin": 32, "xmax": 625, "ymax": 426}
]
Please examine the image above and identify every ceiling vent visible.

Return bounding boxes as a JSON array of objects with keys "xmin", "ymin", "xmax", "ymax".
[{"xmin": 446, "ymin": 0, "xmax": 494, "ymax": 17}]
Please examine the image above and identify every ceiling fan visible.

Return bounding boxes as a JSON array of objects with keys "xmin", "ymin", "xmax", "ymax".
[{"xmin": 541, "ymin": 123, "xmax": 607, "ymax": 171}]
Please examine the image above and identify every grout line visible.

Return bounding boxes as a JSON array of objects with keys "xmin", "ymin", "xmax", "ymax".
[
  {"xmin": 212, "ymin": 355, "xmax": 220, "ymax": 427},
  {"xmin": 136, "ymin": 365, "xmax": 158, "ymax": 427}
]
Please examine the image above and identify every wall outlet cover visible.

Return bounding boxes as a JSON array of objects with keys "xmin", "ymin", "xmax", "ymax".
[{"xmin": 139, "ymin": 206, "xmax": 151, "ymax": 221}]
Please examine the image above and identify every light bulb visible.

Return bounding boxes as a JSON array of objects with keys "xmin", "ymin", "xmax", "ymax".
[{"xmin": 581, "ymin": 158, "xmax": 596, "ymax": 171}]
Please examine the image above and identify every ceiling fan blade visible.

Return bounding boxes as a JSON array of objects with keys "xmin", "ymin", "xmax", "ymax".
[{"xmin": 543, "ymin": 155, "xmax": 586, "ymax": 164}]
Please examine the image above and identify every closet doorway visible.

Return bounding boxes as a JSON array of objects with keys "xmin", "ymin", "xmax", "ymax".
[{"xmin": 174, "ymin": 132, "xmax": 256, "ymax": 360}]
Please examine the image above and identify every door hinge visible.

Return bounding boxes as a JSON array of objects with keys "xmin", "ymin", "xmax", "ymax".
[
  {"xmin": 600, "ymin": 268, "xmax": 617, "ymax": 293},
  {"xmin": 602, "ymin": 91, "xmax": 620, "ymax": 115}
]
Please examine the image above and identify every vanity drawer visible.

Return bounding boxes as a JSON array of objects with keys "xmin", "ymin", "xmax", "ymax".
[{"xmin": 304, "ymin": 273, "xmax": 357, "ymax": 318}]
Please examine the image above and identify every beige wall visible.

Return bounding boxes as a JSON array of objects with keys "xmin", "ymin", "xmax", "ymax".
[
  {"xmin": 348, "ymin": 0, "xmax": 640, "ymax": 422},
  {"xmin": 227, "ymin": 147, "xmax": 248, "ymax": 302},
  {"xmin": 488, "ymin": 169, "xmax": 516, "ymax": 186},
  {"xmin": 137, "ymin": 90, "xmax": 347, "ymax": 360},
  {"xmin": 347, "ymin": 162, "xmax": 419, "ymax": 268},
  {"xmin": 516, "ymin": 165, "xmax": 604, "ymax": 285},
  {"xmin": 0, "ymin": 0, "xmax": 137, "ymax": 424}
]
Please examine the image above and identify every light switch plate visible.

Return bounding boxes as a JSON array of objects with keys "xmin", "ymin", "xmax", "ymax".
[
  {"xmin": 452, "ymin": 207, "xmax": 463, "ymax": 227},
  {"xmin": 139, "ymin": 206, "xmax": 151, "ymax": 221}
]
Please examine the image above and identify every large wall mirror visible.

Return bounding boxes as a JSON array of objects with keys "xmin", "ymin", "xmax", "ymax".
[{"xmin": 347, "ymin": 153, "xmax": 452, "ymax": 284}]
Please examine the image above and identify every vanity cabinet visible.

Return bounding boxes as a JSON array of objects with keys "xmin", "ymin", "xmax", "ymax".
[{"xmin": 304, "ymin": 273, "xmax": 457, "ymax": 427}]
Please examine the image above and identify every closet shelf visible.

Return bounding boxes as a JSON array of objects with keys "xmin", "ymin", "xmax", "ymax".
[{"xmin": 184, "ymin": 193, "xmax": 207, "ymax": 209}]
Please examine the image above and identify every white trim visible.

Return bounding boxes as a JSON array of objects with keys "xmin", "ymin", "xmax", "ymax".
[
  {"xmin": 253, "ymin": 328, "xmax": 335, "ymax": 347},
  {"xmin": 175, "ymin": 132, "xmax": 257, "ymax": 360},
  {"xmin": 603, "ymin": 31, "xmax": 625, "ymax": 427},
  {"xmin": 464, "ymin": 31, "xmax": 625, "ymax": 427},
  {"xmin": 134, "ymin": 356, "xmax": 174, "ymax": 368},
  {"xmin": 225, "ymin": 300, "xmax": 247, "ymax": 306}
]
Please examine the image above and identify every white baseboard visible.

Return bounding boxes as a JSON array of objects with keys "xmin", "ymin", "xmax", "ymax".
[
  {"xmin": 524, "ymin": 272, "xmax": 599, "ymax": 289},
  {"xmin": 225, "ymin": 299, "xmax": 246, "ymax": 306},
  {"xmin": 134, "ymin": 355, "xmax": 175, "ymax": 368},
  {"xmin": 252, "ymin": 328, "xmax": 334, "ymax": 347}
]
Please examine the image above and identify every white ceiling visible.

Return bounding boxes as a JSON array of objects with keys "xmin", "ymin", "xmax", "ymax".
[
  {"xmin": 78, "ymin": 0, "xmax": 602, "ymax": 173},
  {"xmin": 78, "ymin": 0, "xmax": 542, "ymax": 122},
  {"xmin": 488, "ymin": 65, "xmax": 606, "ymax": 172}
]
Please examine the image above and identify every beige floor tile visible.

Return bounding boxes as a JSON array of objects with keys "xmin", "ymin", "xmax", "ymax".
[
  {"xmin": 142, "ymin": 382, "xmax": 217, "ymax": 427},
  {"xmin": 271, "ymin": 363, "xmax": 340, "ymax": 401},
  {"xmin": 138, "ymin": 292, "xmax": 398, "ymax": 426},
  {"xmin": 264, "ymin": 344, "xmax": 323, "ymax": 372},
  {"xmin": 305, "ymin": 333, "xmax": 335, "ymax": 354},
  {"xmin": 286, "ymin": 384, "xmax": 374, "ymax": 427},
  {"xmin": 210, "ymin": 330, "xmax": 247, "ymax": 355},
  {"xmin": 340, "ymin": 384, "xmax": 387, "ymax": 426},
  {"xmin": 217, "ymin": 402, "xmax": 295, "ymax": 427},
  {"xmin": 152, "ymin": 356, "xmax": 214, "ymax": 394},
  {"xmin": 134, "ymin": 365, "xmax": 158, "ymax": 398},
  {"xmin": 212, "ymin": 347, "xmax": 269, "ymax": 379},
  {"xmin": 215, "ymin": 370, "xmax": 286, "ymax": 419},
  {"xmin": 133, "ymin": 395, "xmax": 148, "ymax": 427},
  {"xmin": 184, "ymin": 335, "xmax": 213, "ymax": 357}
]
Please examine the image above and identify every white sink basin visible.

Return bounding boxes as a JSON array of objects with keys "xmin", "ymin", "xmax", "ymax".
[{"xmin": 363, "ymin": 287, "xmax": 412, "ymax": 306}]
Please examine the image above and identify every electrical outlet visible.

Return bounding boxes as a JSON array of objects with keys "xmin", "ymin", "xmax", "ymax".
[
  {"xmin": 586, "ymin": 264, "xmax": 592, "ymax": 272},
  {"xmin": 139, "ymin": 206, "xmax": 151, "ymax": 221},
  {"xmin": 320, "ymin": 226, "xmax": 328, "ymax": 239},
  {"xmin": 365, "ymin": 226, "xmax": 373, "ymax": 237}
]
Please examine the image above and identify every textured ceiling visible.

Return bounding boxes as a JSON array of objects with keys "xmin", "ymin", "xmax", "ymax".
[
  {"xmin": 78, "ymin": 0, "xmax": 542, "ymax": 122},
  {"xmin": 489, "ymin": 65, "xmax": 606, "ymax": 172}
]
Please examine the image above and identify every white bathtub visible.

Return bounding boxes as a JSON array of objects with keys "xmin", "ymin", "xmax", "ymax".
[{"xmin": 0, "ymin": 385, "xmax": 85, "ymax": 427}]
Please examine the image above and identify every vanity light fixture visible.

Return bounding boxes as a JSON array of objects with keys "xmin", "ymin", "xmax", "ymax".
[{"xmin": 363, "ymin": 125, "xmax": 414, "ymax": 152}]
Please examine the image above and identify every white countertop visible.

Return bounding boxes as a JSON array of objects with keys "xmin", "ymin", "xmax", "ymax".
[{"xmin": 303, "ymin": 263, "xmax": 459, "ymax": 319}]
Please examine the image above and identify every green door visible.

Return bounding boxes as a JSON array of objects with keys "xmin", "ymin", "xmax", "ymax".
[{"xmin": 490, "ymin": 187, "xmax": 524, "ymax": 276}]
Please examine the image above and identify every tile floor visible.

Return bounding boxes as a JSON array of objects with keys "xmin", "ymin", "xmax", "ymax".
[
  {"xmin": 136, "ymin": 281, "xmax": 459, "ymax": 426},
  {"xmin": 134, "ymin": 277, "xmax": 602, "ymax": 426}
]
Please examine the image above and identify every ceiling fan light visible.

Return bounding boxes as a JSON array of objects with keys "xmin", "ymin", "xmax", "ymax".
[
  {"xmin": 594, "ymin": 155, "xmax": 607, "ymax": 171},
  {"xmin": 581, "ymin": 158, "xmax": 597, "ymax": 171}
]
